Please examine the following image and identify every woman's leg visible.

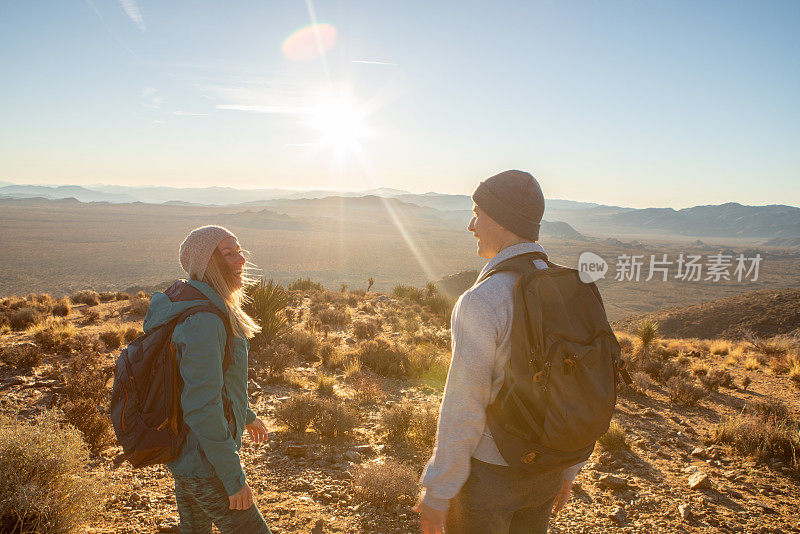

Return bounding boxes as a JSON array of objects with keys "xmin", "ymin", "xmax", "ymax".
[
  {"xmin": 173, "ymin": 475, "xmax": 213, "ymax": 534},
  {"xmin": 174, "ymin": 476, "xmax": 272, "ymax": 534}
]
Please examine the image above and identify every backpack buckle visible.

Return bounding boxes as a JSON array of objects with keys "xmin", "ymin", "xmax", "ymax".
[{"xmin": 522, "ymin": 451, "xmax": 538, "ymax": 464}]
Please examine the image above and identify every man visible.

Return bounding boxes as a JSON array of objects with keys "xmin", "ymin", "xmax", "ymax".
[{"xmin": 413, "ymin": 170, "xmax": 582, "ymax": 534}]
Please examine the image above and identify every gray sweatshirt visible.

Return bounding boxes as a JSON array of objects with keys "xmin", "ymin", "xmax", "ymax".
[{"xmin": 420, "ymin": 242, "xmax": 584, "ymax": 511}]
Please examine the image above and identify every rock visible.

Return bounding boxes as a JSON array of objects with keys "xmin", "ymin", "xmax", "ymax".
[
  {"xmin": 678, "ymin": 502, "xmax": 692, "ymax": 520},
  {"xmin": 353, "ymin": 444, "xmax": 376, "ymax": 457},
  {"xmin": 248, "ymin": 379, "xmax": 261, "ymax": 393},
  {"xmin": 344, "ymin": 450, "xmax": 363, "ymax": 463},
  {"xmin": 311, "ymin": 518, "xmax": 325, "ymax": 534},
  {"xmin": 722, "ymin": 485, "xmax": 743, "ymax": 499},
  {"xmin": 609, "ymin": 506, "xmax": 626, "ymax": 525},
  {"xmin": 599, "ymin": 474, "xmax": 629, "ymax": 490},
  {"xmin": 157, "ymin": 523, "xmax": 180, "ymax": 533},
  {"xmin": 688, "ymin": 472, "xmax": 710, "ymax": 490},
  {"xmin": 691, "ymin": 447, "xmax": 707, "ymax": 459}
]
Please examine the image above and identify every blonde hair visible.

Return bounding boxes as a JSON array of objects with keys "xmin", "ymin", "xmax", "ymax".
[{"xmin": 199, "ymin": 249, "xmax": 261, "ymax": 339}]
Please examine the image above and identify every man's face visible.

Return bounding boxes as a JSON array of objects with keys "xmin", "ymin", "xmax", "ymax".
[{"xmin": 467, "ymin": 204, "xmax": 505, "ymax": 259}]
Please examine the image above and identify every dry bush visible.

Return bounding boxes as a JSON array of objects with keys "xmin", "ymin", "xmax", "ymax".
[
  {"xmin": 630, "ymin": 371, "xmax": 652, "ymax": 395},
  {"xmin": 30, "ymin": 317, "xmax": 76, "ymax": 354},
  {"xmin": 714, "ymin": 411, "xmax": 799, "ymax": 469},
  {"xmin": 349, "ymin": 375, "xmax": 385, "ymax": 405},
  {"xmin": 81, "ymin": 308, "xmax": 101, "ymax": 324},
  {"xmin": 357, "ymin": 338, "xmax": 413, "ymax": 378},
  {"xmin": 319, "ymin": 341, "xmax": 344, "ymax": 369},
  {"xmin": 288, "ymin": 278, "xmax": 324, "ymax": 291},
  {"xmin": 316, "ymin": 373, "xmax": 336, "ymax": 397},
  {"xmin": 406, "ymin": 401, "xmax": 439, "ymax": 454},
  {"xmin": 700, "ymin": 368, "xmax": 734, "ymax": 391},
  {"xmin": 70, "ymin": 290, "xmax": 99, "ymax": 306},
  {"xmin": 744, "ymin": 355, "xmax": 762, "ymax": 370},
  {"xmin": 135, "ymin": 291, "xmax": 148, "ymax": 299},
  {"xmin": 0, "ymin": 411, "xmax": 102, "ymax": 533},
  {"xmin": 315, "ymin": 307, "xmax": 351, "ymax": 329},
  {"xmin": 51, "ymin": 297, "xmax": 71, "ymax": 317},
  {"xmin": 283, "ymin": 329, "xmax": 319, "ymax": 361},
  {"xmin": 616, "ymin": 333, "xmax": 634, "ymax": 355},
  {"xmin": 9, "ymin": 307, "xmax": 42, "ymax": 331},
  {"xmin": 709, "ymin": 340, "xmax": 730, "ymax": 355},
  {"xmin": 0, "ymin": 343, "xmax": 42, "ymax": 369},
  {"xmin": 310, "ymin": 398, "xmax": 358, "ymax": 441},
  {"xmin": 98, "ymin": 326, "xmax": 124, "ymax": 350},
  {"xmin": 353, "ymin": 460, "xmax": 418, "ymax": 507},
  {"xmin": 381, "ymin": 401, "xmax": 414, "ymax": 443},
  {"xmin": 598, "ymin": 421, "xmax": 628, "ymax": 452},
  {"xmin": 275, "ymin": 395, "xmax": 320, "ymax": 433},
  {"xmin": 61, "ymin": 352, "xmax": 114, "ymax": 452},
  {"xmin": 125, "ymin": 297, "xmax": 150, "ymax": 317},
  {"xmin": 123, "ymin": 326, "xmax": 140, "ymax": 343},
  {"xmin": 61, "ymin": 399, "xmax": 114, "ymax": 453},
  {"xmin": 691, "ymin": 362, "xmax": 709, "ymax": 376},
  {"xmin": 344, "ymin": 356, "xmax": 362, "ymax": 378},
  {"xmin": 250, "ymin": 343, "xmax": 296, "ymax": 380},
  {"xmin": 98, "ymin": 292, "xmax": 117, "ymax": 303},
  {"xmin": 353, "ymin": 319, "xmax": 381, "ymax": 340},
  {"xmin": 658, "ymin": 360, "xmax": 689, "ymax": 385},
  {"xmin": 745, "ymin": 398, "xmax": 790, "ymax": 421},
  {"xmin": 666, "ymin": 376, "xmax": 706, "ymax": 406}
]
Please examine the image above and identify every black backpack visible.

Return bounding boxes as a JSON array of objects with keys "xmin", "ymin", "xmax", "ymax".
[
  {"xmin": 480, "ymin": 251, "xmax": 630, "ymax": 475},
  {"xmin": 110, "ymin": 280, "xmax": 236, "ymax": 468}
]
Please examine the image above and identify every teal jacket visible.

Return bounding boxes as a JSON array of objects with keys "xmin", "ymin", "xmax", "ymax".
[{"xmin": 143, "ymin": 279, "xmax": 256, "ymax": 495}]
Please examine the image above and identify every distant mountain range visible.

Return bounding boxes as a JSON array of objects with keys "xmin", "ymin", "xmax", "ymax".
[{"xmin": 1, "ymin": 182, "xmax": 798, "ymax": 242}]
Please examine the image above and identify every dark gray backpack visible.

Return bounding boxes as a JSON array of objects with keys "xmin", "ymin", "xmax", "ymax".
[{"xmin": 480, "ymin": 251, "xmax": 630, "ymax": 474}]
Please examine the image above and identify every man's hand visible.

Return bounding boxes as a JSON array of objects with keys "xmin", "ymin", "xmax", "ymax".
[
  {"xmin": 412, "ymin": 499, "xmax": 447, "ymax": 534},
  {"xmin": 245, "ymin": 417, "xmax": 269, "ymax": 444},
  {"xmin": 551, "ymin": 476, "xmax": 573, "ymax": 516},
  {"xmin": 228, "ymin": 482, "xmax": 255, "ymax": 510}
]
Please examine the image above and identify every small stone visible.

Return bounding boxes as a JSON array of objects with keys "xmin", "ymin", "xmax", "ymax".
[
  {"xmin": 599, "ymin": 474, "xmax": 629, "ymax": 490},
  {"xmin": 609, "ymin": 506, "xmax": 626, "ymax": 524},
  {"xmin": 344, "ymin": 450, "xmax": 363, "ymax": 463},
  {"xmin": 678, "ymin": 503, "xmax": 692, "ymax": 520},
  {"xmin": 722, "ymin": 485, "xmax": 743, "ymax": 499},
  {"xmin": 690, "ymin": 447, "xmax": 707, "ymax": 459},
  {"xmin": 287, "ymin": 445, "xmax": 307, "ymax": 458},
  {"xmin": 688, "ymin": 472, "xmax": 710, "ymax": 490},
  {"xmin": 311, "ymin": 518, "xmax": 325, "ymax": 534},
  {"xmin": 157, "ymin": 523, "xmax": 180, "ymax": 533}
]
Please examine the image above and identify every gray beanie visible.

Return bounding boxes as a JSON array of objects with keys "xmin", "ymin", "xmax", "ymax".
[
  {"xmin": 179, "ymin": 225, "xmax": 237, "ymax": 280},
  {"xmin": 471, "ymin": 170, "xmax": 545, "ymax": 241}
]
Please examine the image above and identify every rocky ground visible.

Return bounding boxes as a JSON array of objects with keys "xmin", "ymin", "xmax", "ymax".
[{"xmin": 1, "ymin": 291, "xmax": 799, "ymax": 534}]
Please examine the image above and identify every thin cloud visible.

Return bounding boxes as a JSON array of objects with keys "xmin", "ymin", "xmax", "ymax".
[
  {"xmin": 352, "ymin": 59, "xmax": 399, "ymax": 66},
  {"xmin": 119, "ymin": 0, "xmax": 146, "ymax": 31},
  {"xmin": 84, "ymin": 0, "xmax": 143, "ymax": 62},
  {"xmin": 142, "ymin": 87, "xmax": 164, "ymax": 109},
  {"xmin": 169, "ymin": 111, "xmax": 209, "ymax": 116},
  {"xmin": 216, "ymin": 104, "xmax": 308, "ymax": 114}
]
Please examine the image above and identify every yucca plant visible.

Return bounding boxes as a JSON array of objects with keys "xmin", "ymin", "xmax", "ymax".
[
  {"xmin": 635, "ymin": 319, "xmax": 659, "ymax": 357},
  {"xmin": 245, "ymin": 278, "xmax": 291, "ymax": 345}
]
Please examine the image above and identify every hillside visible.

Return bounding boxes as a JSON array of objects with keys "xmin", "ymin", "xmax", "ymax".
[
  {"xmin": 1, "ymin": 285, "xmax": 799, "ymax": 533},
  {"xmin": 613, "ymin": 288, "xmax": 800, "ymax": 339}
]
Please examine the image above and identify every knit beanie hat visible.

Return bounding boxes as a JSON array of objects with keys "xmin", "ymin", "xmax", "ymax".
[
  {"xmin": 179, "ymin": 225, "xmax": 237, "ymax": 280},
  {"xmin": 471, "ymin": 170, "xmax": 545, "ymax": 241}
]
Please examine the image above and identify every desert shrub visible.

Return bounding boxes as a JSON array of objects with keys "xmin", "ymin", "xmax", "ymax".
[
  {"xmin": 98, "ymin": 326, "xmax": 124, "ymax": 350},
  {"xmin": 318, "ymin": 341, "xmax": 342, "ymax": 369},
  {"xmin": 744, "ymin": 332, "xmax": 793, "ymax": 359},
  {"xmin": 316, "ymin": 373, "xmax": 336, "ymax": 397},
  {"xmin": 691, "ymin": 362, "xmax": 709, "ymax": 376},
  {"xmin": 250, "ymin": 343, "xmax": 296, "ymax": 380},
  {"xmin": 349, "ymin": 375, "xmax": 384, "ymax": 405},
  {"xmin": 353, "ymin": 460, "xmax": 418, "ymax": 507},
  {"xmin": 343, "ymin": 356, "xmax": 362, "ymax": 378},
  {"xmin": 71, "ymin": 290, "xmax": 99, "ymax": 306},
  {"xmin": 357, "ymin": 338, "xmax": 412, "ymax": 378},
  {"xmin": 245, "ymin": 278, "xmax": 290, "ymax": 345},
  {"xmin": 310, "ymin": 398, "xmax": 358, "ymax": 441},
  {"xmin": 9, "ymin": 307, "xmax": 42, "ymax": 331},
  {"xmin": 135, "ymin": 291, "xmax": 148, "ymax": 299},
  {"xmin": 406, "ymin": 402, "xmax": 439, "ymax": 454},
  {"xmin": 353, "ymin": 319, "xmax": 380, "ymax": 340},
  {"xmin": 714, "ymin": 413, "xmax": 799, "ymax": 469},
  {"xmin": 0, "ymin": 343, "xmax": 42, "ymax": 369},
  {"xmin": 393, "ymin": 284, "xmax": 425, "ymax": 302},
  {"xmin": 31, "ymin": 317, "xmax": 76, "ymax": 354},
  {"xmin": 275, "ymin": 395, "xmax": 319, "ymax": 433},
  {"xmin": 283, "ymin": 329, "xmax": 319, "ymax": 360},
  {"xmin": 315, "ymin": 307, "xmax": 351, "ymax": 329},
  {"xmin": 659, "ymin": 360, "xmax": 688, "ymax": 385},
  {"xmin": 709, "ymin": 340, "xmax": 730, "ymax": 355},
  {"xmin": 63, "ymin": 352, "xmax": 112, "ymax": 405},
  {"xmin": 125, "ymin": 297, "xmax": 150, "ymax": 317},
  {"xmin": 740, "ymin": 375, "xmax": 752, "ymax": 390},
  {"xmin": 745, "ymin": 355, "xmax": 762, "ymax": 370},
  {"xmin": 123, "ymin": 326, "xmax": 140, "ymax": 343},
  {"xmin": 0, "ymin": 324, "xmax": 9, "ymax": 336},
  {"xmin": 616, "ymin": 333, "xmax": 634, "ymax": 355},
  {"xmin": 115, "ymin": 292, "xmax": 131, "ymax": 301},
  {"xmin": 98, "ymin": 292, "xmax": 117, "ymax": 303},
  {"xmin": 639, "ymin": 356, "xmax": 664, "ymax": 380},
  {"xmin": 666, "ymin": 376, "xmax": 706, "ymax": 406},
  {"xmin": 598, "ymin": 421, "xmax": 628, "ymax": 452},
  {"xmin": 701, "ymin": 368, "xmax": 734, "ymax": 391},
  {"xmin": 745, "ymin": 398, "xmax": 790, "ymax": 421},
  {"xmin": 630, "ymin": 371, "xmax": 651, "ymax": 395},
  {"xmin": 288, "ymin": 278, "xmax": 324, "ymax": 291},
  {"xmin": 0, "ymin": 411, "xmax": 102, "ymax": 533},
  {"xmin": 635, "ymin": 319, "xmax": 659, "ymax": 350},
  {"xmin": 61, "ymin": 398, "xmax": 114, "ymax": 453},
  {"xmin": 81, "ymin": 309, "xmax": 100, "ymax": 324},
  {"xmin": 51, "ymin": 297, "xmax": 71, "ymax": 317},
  {"xmin": 392, "ymin": 284, "xmax": 454, "ymax": 324},
  {"xmin": 381, "ymin": 401, "xmax": 415, "ymax": 443}
]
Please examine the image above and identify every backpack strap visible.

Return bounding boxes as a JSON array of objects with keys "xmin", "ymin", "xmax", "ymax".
[{"xmin": 477, "ymin": 251, "xmax": 549, "ymax": 284}]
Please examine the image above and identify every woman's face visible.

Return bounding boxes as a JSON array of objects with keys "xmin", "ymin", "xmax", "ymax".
[{"xmin": 217, "ymin": 236, "xmax": 246, "ymax": 289}]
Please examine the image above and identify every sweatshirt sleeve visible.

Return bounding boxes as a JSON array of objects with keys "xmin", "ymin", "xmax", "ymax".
[
  {"xmin": 172, "ymin": 313, "xmax": 246, "ymax": 495},
  {"xmin": 420, "ymin": 291, "xmax": 499, "ymax": 511},
  {"xmin": 245, "ymin": 406, "xmax": 257, "ymax": 425}
]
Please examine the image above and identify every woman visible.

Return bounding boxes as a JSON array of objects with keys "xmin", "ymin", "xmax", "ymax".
[{"xmin": 142, "ymin": 225, "xmax": 272, "ymax": 533}]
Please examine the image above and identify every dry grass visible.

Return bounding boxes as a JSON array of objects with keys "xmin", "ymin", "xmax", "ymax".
[
  {"xmin": 0, "ymin": 411, "xmax": 102, "ymax": 534},
  {"xmin": 275, "ymin": 395, "xmax": 319, "ymax": 433},
  {"xmin": 315, "ymin": 372, "xmax": 337, "ymax": 397},
  {"xmin": 352, "ymin": 459, "xmax": 418, "ymax": 507},
  {"xmin": 598, "ymin": 420, "xmax": 629, "ymax": 452},
  {"xmin": 9, "ymin": 307, "xmax": 43, "ymax": 331},
  {"xmin": 71, "ymin": 290, "xmax": 99, "ymax": 306},
  {"xmin": 715, "ymin": 401, "xmax": 799, "ymax": 469},
  {"xmin": 29, "ymin": 317, "xmax": 76, "ymax": 354},
  {"xmin": 666, "ymin": 376, "xmax": 706, "ymax": 406},
  {"xmin": 98, "ymin": 325, "xmax": 125, "ymax": 350},
  {"xmin": 125, "ymin": 297, "xmax": 150, "ymax": 317},
  {"xmin": 51, "ymin": 296, "xmax": 71, "ymax": 317},
  {"xmin": 0, "ymin": 343, "xmax": 42, "ymax": 369},
  {"xmin": 310, "ymin": 398, "xmax": 359, "ymax": 441}
]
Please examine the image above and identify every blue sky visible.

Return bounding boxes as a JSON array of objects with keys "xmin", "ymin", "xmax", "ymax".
[{"xmin": 1, "ymin": 1, "xmax": 798, "ymax": 208}]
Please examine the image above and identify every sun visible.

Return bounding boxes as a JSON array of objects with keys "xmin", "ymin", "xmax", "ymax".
[{"xmin": 309, "ymin": 93, "xmax": 368, "ymax": 151}]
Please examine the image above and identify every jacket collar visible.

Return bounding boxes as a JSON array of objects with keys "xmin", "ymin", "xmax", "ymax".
[
  {"xmin": 476, "ymin": 242, "xmax": 548, "ymax": 283},
  {"xmin": 187, "ymin": 279, "xmax": 228, "ymax": 314}
]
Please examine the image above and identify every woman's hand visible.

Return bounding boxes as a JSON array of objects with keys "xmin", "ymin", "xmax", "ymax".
[
  {"xmin": 245, "ymin": 417, "xmax": 269, "ymax": 444},
  {"xmin": 412, "ymin": 499, "xmax": 447, "ymax": 534},
  {"xmin": 228, "ymin": 482, "xmax": 255, "ymax": 510}
]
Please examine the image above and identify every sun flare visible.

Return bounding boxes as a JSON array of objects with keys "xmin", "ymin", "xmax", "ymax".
[{"xmin": 309, "ymin": 94, "xmax": 368, "ymax": 150}]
